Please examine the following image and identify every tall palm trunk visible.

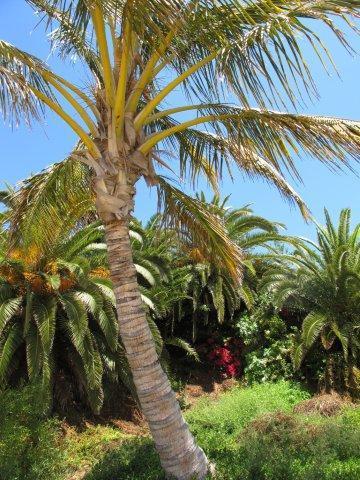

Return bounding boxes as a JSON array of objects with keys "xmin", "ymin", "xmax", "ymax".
[{"xmin": 103, "ymin": 217, "xmax": 209, "ymax": 480}]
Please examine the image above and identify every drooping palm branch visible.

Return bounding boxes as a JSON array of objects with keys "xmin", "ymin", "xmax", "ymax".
[{"xmin": 1, "ymin": 1, "xmax": 360, "ymax": 234}]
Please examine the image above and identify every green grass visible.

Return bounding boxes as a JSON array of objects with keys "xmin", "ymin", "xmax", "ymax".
[
  {"xmin": 82, "ymin": 382, "xmax": 360, "ymax": 480},
  {"xmin": 186, "ymin": 380, "xmax": 308, "ymax": 449},
  {"xmin": 2, "ymin": 382, "xmax": 359, "ymax": 480},
  {"xmin": 62, "ymin": 425, "xmax": 130, "ymax": 478}
]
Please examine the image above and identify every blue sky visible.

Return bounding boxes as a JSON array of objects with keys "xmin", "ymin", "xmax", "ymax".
[{"xmin": 1, "ymin": 0, "xmax": 360, "ymax": 239}]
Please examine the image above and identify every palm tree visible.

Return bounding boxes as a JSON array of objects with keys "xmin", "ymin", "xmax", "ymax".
[
  {"xmin": 166, "ymin": 194, "xmax": 286, "ymax": 339},
  {"xmin": 1, "ymin": 180, "xmax": 199, "ymax": 413},
  {"xmin": 0, "ymin": 219, "xmax": 119, "ymax": 413},
  {"xmin": 2, "ymin": 1, "xmax": 360, "ymax": 477},
  {"xmin": 261, "ymin": 209, "xmax": 360, "ymax": 395}
]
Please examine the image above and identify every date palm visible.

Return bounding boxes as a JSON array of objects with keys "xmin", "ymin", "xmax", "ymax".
[
  {"xmin": 2, "ymin": 1, "xmax": 360, "ymax": 477},
  {"xmin": 0, "ymin": 219, "xmax": 119, "ymax": 413},
  {"xmin": 170, "ymin": 194, "xmax": 287, "ymax": 338},
  {"xmin": 261, "ymin": 209, "xmax": 360, "ymax": 394},
  {"xmin": 0, "ymin": 184, "xmax": 158, "ymax": 413}
]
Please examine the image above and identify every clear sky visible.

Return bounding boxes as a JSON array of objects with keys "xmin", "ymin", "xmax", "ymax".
[{"xmin": 1, "ymin": 0, "xmax": 360, "ymax": 239}]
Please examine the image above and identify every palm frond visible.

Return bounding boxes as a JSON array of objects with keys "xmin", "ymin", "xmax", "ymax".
[
  {"xmin": 0, "ymin": 296, "xmax": 22, "ymax": 337},
  {"xmin": 9, "ymin": 155, "xmax": 93, "ymax": 251},
  {"xmin": 165, "ymin": 337, "xmax": 199, "ymax": 361},
  {"xmin": 26, "ymin": 322, "xmax": 43, "ymax": 381},
  {"xmin": 169, "ymin": 1, "xmax": 360, "ymax": 108},
  {"xmin": 0, "ymin": 40, "xmax": 55, "ymax": 124},
  {"xmin": 157, "ymin": 177, "xmax": 243, "ymax": 281},
  {"xmin": 0, "ymin": 324, "xmax": 22, "ymax": 386},
  {"xmin": 27, "ymin": 0, "xmax": 102, "ymax": 80},
  {"xmin": 301, "ymin": 311, "xmax": 327, "ymax": 348}
]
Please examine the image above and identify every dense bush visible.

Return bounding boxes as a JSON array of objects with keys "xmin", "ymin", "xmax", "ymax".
[
  {"xmin": 236, "ymin": 294, "xmax": 298, "ymax": 384},
  {"xmin": 0, "ymin": 385, "xmax": 64, "ymax": 480}
]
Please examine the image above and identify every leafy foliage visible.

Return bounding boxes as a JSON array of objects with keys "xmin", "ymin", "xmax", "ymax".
[
  {"xmin": 160, "ymin": 194, "xmax": 286, "ymax": 342},
  {"xmin": 236, "ymin": 293, "xmax": 299, "ymax": 384},
  {"xmin": 0, "ymin": 187, "xmax": 203, "ymax": 412},
  {"xmin": 0, "ymin": 219, "xmax": 120, "ymax": 413}
]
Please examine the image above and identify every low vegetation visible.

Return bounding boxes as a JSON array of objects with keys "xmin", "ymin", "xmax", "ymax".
[{"xmin": 1, "ymin": 382, "xmax": 358, "ymax": 480}]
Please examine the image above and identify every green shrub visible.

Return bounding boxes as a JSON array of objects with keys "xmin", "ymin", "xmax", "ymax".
[
  {"xmin": 244, "ymin": 338, "xmax": 294, "ymax": 383},
  {"xmin": 234, "ymin": 407, "xmax": 360, "ymax": 480},
  {"xmin": 236, "ymin": 295, "xmax": 298, "ymax": 384},
  {"xmin": 0, "ymin": 385, "xmax": 64, "ymax": 480},
  {"xmin": 187, "ymin": 381, "xmax": 308, "ymax": 446}
]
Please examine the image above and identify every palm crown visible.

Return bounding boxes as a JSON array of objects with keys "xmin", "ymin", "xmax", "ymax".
[
  {"xmin": 0, "ymin": 216, "xmax": 118, "ymax": 413},
  {"xmin": 2, "ymin": 1, "xmax": 360, "ymax": 251},
  {"xmin": 261, "ymin": 209, "xmax": 360, "ymax": 392}
]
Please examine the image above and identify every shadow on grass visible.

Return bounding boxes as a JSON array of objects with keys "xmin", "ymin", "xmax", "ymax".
[{"xmin": 84, "ymin": 438, "xmax": 165, "ymax": 480}]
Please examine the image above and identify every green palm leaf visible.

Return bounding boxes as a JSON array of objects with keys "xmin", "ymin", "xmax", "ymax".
[
  {"xmin": 331, "ymin": 322, "xmax": 349, "ymax": 361},
  {"xmin": 0, "ymin": 296, "xmax": 22, "ymax": 336},
  {"xmin": 96, "ymin": 298, "xmax": 118, "ymax": 352},
  {"xmin": 0, "ymin": 323, "xmax": 22, "ymax": 385},
  {"xmin": 291, "ymin": 336, "xmax": 305, "ymax": 371},
  {"xmin": 26, "ymin": 323, "xmax": 43, "ymax": 381},
  {"xmin": 60, "ymin": 292, "xmax": 88, "ymax": 353},
  {"xmin": 301, "ymin": 311, "xmax": 327, "ymax": 348},
  {"xmin": 165, "ymin": 337, "xmax": 199, "ymax": 361},
  {"xmin": 208, "ymin": 276, "xmax": 225, "ymax": 324},
  {"xmin": 33, "ymin": 296, "xmax": 57, "ymax": 353}
]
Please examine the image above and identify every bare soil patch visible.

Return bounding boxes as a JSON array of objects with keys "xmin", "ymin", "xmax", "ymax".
[{"xmin": 182, "ymin": 368, "xmax": 237, "ymax": 407}]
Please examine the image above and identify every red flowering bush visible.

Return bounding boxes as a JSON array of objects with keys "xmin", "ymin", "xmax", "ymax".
[{"xmin": 199, "ymin": 337, "xmax": 243, "ymax": 378}]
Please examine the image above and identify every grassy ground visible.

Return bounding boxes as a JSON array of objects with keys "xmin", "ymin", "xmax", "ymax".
[
  {"xmin": 65, "ymin": 382, "xmax": 359, "ymax": 480},
  {"xmin": 1, "ymin": 382, "xmax": 359, "ymax": 480}
]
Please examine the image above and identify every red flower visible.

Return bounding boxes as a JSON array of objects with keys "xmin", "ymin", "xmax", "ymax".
[
  {"xmin": 217, "ymin": 347, "xmax": 233, "ymax": 363},
  {"xmin": 225, "ymin": 364, "xmax": 238, "ymax": 377},
  {"xmin": 203, "ymin": 337, "xmax": 242, "ymax": 378},
  {"xmin": 208, "ymin": 351, "xmax": 217, "ymax": 360}
]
